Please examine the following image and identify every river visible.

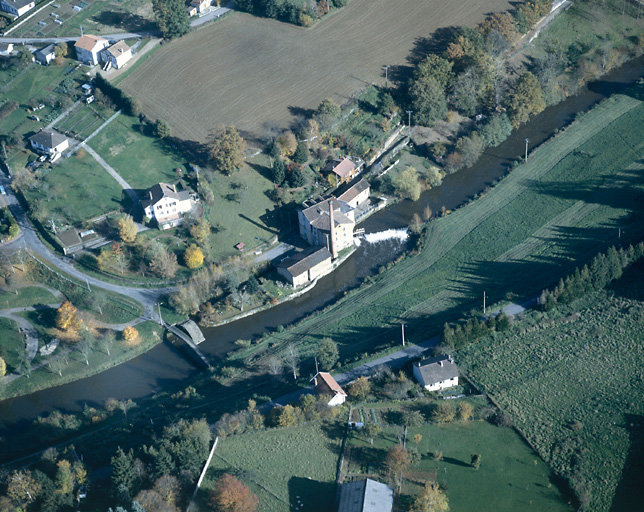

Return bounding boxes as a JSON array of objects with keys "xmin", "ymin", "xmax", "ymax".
[{"xmin": 0, "ymin": 57, "xmax": 642, "ymax": 430}]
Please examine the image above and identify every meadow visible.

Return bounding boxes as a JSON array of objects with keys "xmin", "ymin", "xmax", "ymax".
[
  {"xmin": 120, "ymin": 0, "xmax": 511, "ymax": 143},
  {"xmin": 457, "ymin": 264, "xmax": 644, "ymax": 511},
  {"xmin": 230, "ymin": 89, "xmax": 644, "ymax": 370}
]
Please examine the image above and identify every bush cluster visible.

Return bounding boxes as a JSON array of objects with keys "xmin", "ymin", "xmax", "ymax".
[{"xmin": 94, "ymin": 74, "xmax": 141, "ymax": 117}]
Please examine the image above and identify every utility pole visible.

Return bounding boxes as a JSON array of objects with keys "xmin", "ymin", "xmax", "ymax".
[
  {"xmin": 157, "ymin": 302, "xmax": 163, "ymax": 325},
  {"xmin": 314, "ymin": 356, "xmax": 319, "ymax": 374},
  {"xmin": 524, "ymin": 138, "xmax": 529, "ymax": 163},
  {"xmin": 383, "ymin": 65, "xmax": 389, "ymax": 89},
  {"xmin": 85, "ymin": 278, "xmax": 90, "ymax": 292},
  {"xmin": 483, "ymin": 291, "xmax": 487, "ymax": 315},
  {"xmin": 406, "ymin": 110, "xmax": 413, "ymax": 135},
  {"xmin": 401, "ymin": 323, "xmax": 405, "ymax": 346}
]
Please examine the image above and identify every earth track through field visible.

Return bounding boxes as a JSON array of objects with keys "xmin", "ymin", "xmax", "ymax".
[{"xmin": 120, "ymin": 0, "xmax": 511, "ymax": 143}]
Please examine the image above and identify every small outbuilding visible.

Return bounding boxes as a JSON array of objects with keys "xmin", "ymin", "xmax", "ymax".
[
  {"xmin": 311, "ymin": 371, "xmax": 347, "ymax": 407},
  {"xmin": 34, "ymin": 44, "xmax": 56, "ymax": 65},
  {"xmin": 337, "ymin": 478, "xmax": 393, "ymax": 512},
  {"xmin": 413, "ymin": 354, "xmax": 459, "ymax": 392},
  {"xmin": 275, "ymin": 246, "xmax": 332, "ymax": 288},
  {"xmin": 325, "ymin": 157, "xmax": 360, "ymax": 184},
  {"xmin": 0, "ymin": 42, "xmax": 15, "ymax": 56}
]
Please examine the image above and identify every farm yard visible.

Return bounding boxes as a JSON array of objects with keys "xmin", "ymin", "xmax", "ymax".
[
  {"xmin": 457, "ymin": 265, "xmax": 644, "ymax": 512},
  {"xmin": 120, "ymin": 0, "xmax": 512, "ymax": 143},
  {"xmin": 228, "ymin": 88, "xmax": 644, "ymax": 377}
]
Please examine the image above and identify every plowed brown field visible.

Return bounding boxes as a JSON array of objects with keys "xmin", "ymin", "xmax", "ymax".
[{"xmin": 121, "ymin": 0, "xmax": 510, "ymax": 143}]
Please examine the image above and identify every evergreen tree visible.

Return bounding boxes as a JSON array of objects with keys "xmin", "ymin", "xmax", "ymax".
[
  {"xmin": 111, "ymin": 447, "xmax": 137, "ymax": 495},
  {"xmin": 271, "ymin": 158, "xmax": 285, "ymax": 185},
  {"xmin": 152, "ymin": 447, "xmax": 175, "ymax": 479},
  {"xmin": 293, "ymin": 142, "xmax": 309, "ymax": 164},
  {"xmin": 288, "ymin": 166, "xmax": 305, "ymax": 188},
  {"xmin": 152, "ymin": 0, "xmax": 190, "ymax": 39}
]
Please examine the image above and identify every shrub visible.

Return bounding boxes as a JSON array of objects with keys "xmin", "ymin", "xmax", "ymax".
[{"xmin": 123, "ymin": 326, "xmax": 138, "ymax": 342}]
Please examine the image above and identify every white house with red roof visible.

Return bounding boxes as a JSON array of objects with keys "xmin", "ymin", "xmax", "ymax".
[{"xmin": 311, "ymin": 372, "xmax": 347, "ymax": 406}]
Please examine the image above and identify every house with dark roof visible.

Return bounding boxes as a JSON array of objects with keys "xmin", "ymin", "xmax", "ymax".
[
  {"xmin": 413, "ymin": 355, "xmax": 459, "ymax": 392},
  {"xmin": 275, "ymin": 246, "xmax": 332, "ymax": 288},
  {"xmin": 34, "ymin": 44, "xmax": 56, "ymax": 65},
  {"xmin": 0, "ymin": 0, "xmax": 35, "ymax": 17},
  {"xmin": 337, "ymin": 179, "xmax": 370, "ymax": 209},
  {"xmin": 298, "ymin": 197, "xmax": 355, "ymax": 258},
  {"xmin": 141, "ymin": 182, "xmax": 195, "ymax": 229},
  {"xmin": 29, "ymin": 130, "xmax": 69, "ymax": 161},
  {"xmin": 311, "ymin": 371, "xmax": 347, "ymax": 406},
  {"xmin": 100, "ymin": 40, "xmax": 132, "ymax": 69},
  {"xmin": 74, "ymin": 35, "xmax": 109, "ymax": 65},
  {"xmin": 324, "ymin": 157, "xmax": 361, "ymax": 184},
  {"xmin": 337, "ymin": 478, "xmax": 393, "ymax": 512}
]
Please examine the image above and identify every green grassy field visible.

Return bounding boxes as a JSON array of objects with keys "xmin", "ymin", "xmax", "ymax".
[
  {"xmin": 199, "ymin": 422, "xmax": 342, "ymax": 512},
  {"xmin": 87, "ymin": 113, "xmax": 186, "ymax": 190},
  {"xmin": 0, "ymin": 286, "xmax": 57, "ymax": 309},
  {"xmin": 0, "ymin": 317, "xmax": 24, "ymax": 373},
  {"xmin": 21, "ymin": 149, "xmax": 124, "ymax": 225},
  {"xmin": 457, "ymin": 264, "xmax": 644, "ymax": 512},
  {"xmin": 233, "ymin": 89, "xmax": 644, "ymax": 370}
]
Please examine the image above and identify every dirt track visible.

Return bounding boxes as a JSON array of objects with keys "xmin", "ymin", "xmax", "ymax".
[{"xmin": 121, "ymin": 0, "xmax": 511, "ymax": 144}]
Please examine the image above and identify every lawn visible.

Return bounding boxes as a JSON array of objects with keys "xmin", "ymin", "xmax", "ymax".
[
  {"xmin": 457, "ymin": 264, "xmax": 644, "ymax": 512},
  {"xmin": 345, "ymin": 408, "xmax": 572, "ymax": 512},
  {"xmin": 229, "ymin": 90, "xmax": 644, "ymax": 370},
  {"xmin": 0, "ymin": 285, "xmax": 58, "ymax": 309},
  {"xmin": 0, "ymin": 316, "xmax": 25, "ymax": 373},
  {"xmin": 87, "ymin": 113, "xmax": 186, "ymax": 190},
  {"xmin": 10, "ymin": 0, "xmax": 155, "ymax": 38},
  {"xmin": 198, "ymin": 422, "xmax": 342, "ymax": 512},
  {"xmin": 120, "ymin": 0, "xmax": 511, "ymax": 143},
  {"xmin": 21, "ymin": 149, "xmax": 124, "ymax": 225}
]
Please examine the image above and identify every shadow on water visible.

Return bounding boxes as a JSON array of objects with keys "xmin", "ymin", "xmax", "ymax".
[{"xmin": 0, "ymin": 57, "xmax": 642, "ymax": 430}]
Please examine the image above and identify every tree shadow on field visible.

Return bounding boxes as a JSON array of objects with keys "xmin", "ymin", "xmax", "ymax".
[
  {"xmin": 406, "ymin": 26, "xmax": 461, "ymax": 66},
  {"xmin": 92, "ymin": 11, "xmax": 156, "ymax": 33},
  {"xmin": 288, "ymin": 477, "xmax": 336, "ymax": 512},
  {"xmin": 289, "ymin": 105, "xmax": 316, "ymax": 120},
  {"xmin": 166, "ymin": 136, "xmax": 209, "ymax": 167},
  {"xmin": 442, "ymin": 456, "xmax": 472, "ymax": 468},
  {"xmin": 608, "ymin": 261, "xmax": 644, "ymax": 302},
  {"xmin": 611, "ymin": 414, "xmax": 644, "ymax": 511}
]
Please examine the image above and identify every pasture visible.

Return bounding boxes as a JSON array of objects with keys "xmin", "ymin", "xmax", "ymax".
[
  {"xmin": 457, "ymin": 264, "xmax": 644, "ymax": 512},
  {"xmin": 120, "ymin": 0, "xmax": 511, "ymax": 143},
  {"xmin": 230, "ymin": 90, "xmax": 644, "ymax": 372}
]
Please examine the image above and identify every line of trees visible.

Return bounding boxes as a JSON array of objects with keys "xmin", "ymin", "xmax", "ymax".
[
  {"xmin": 236, "ymin": 0, "xmax": 348, "ymax": 26},
  {"xmin": 94, "ymin": 74, "xmax": 141, "ymax": 117}
]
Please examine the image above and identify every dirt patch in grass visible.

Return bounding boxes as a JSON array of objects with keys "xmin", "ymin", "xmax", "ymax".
[{"xmin": 120, "ymin": 0, "xmax": 511, "ymax": 144}]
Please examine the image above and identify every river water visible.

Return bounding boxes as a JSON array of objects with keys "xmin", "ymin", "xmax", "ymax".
[{"xmin": 0, "ymin": 58, "xmax": 642, "ymax": 429}]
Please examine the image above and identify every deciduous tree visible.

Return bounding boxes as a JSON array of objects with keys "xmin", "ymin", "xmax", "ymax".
[
  {"xmin": 209, "ymin": 126, "xmax": 246, "ymax": 174},
  {"xmin": 276, "ymin": 130, "xmax": 297, "ymax": 157},
  {"xmin": 123, "ymin": 326, "xmax": 139, "ymax": 342},
  {"xmin": 118, "ymin": 215, "xmax": 137, "ymax": 244},
  {"xmin": 410, "ymin": 482, "xmax": 450, "ymax": 512},
  {"xmin": 56, "ymin": 301, "xmax": 82, "ymax": 333},
  {"xmin": 414, "ymin": 54, "xmax": 454, "ymax": 90},
  {"xmin": 394, "ymin": 166, "xmax": 422, "ymax": 201},
  {"xmin": 315, "ymin": 98, "xmax": 341, "ymax": 130},
  {"xmin": 505, "ymin": 71, "xmax": 545, "ymax": 127},
  {"xmin": 6, "ymin": 470, "xmax": 41, "ymax": 505},
  {"xmin": 210, "ymin": 473, "xmax": 258, "ymax": 512},
  {"xmin": 385, "ymin": 444, "xmax": 410, "ymax": 487},
  {"xmin": 154, "ymin": 119, "xmax": 172, "ymax": 139},
  {"xmin": 184, "ymin": 244, "xmax": 204, "ymax": 269},
  {"xmin": 409, "ymin": 76, "xmax": 448, "ymax": 127},
  {"xmin": 348, "ymin": 376, "xmax": 371, "ymax": 401},
  {"xmin": 0, "ymin": 356, "xmax": 6, "ymax": 377},
  {"xmin": 152, "ymin": 0, "xmax": 190, "ymax": 39},
  {"xmin": 317, "ymin": 337, "xmax": 339, "ymax": 370}
]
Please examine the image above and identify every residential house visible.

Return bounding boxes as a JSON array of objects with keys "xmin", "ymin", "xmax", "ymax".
[
  {"xmin": 141, "ymin": 182, "xmax": 195, "ymax": 229},
  {"xmin": 56, "ymin": 228, "xmax": 104, "ymax": 255},
  {"xmin": 187, "ymin": 0, "xmax": 210, "ymax": 16},
  {"xmin": 275, "ymin": 246, "xmax": 332, "ymax": 288},
  {"xmin": 412, "ymin": 355, "xmax": 459, "ymax": 392},
  {"xmin": 74, "ymin": 35, "xmax": 109, "ymax": 65},
  {"xmin": 324, "ymin": 157, "xmax": 360, "ymax": 184},
  {"xmin": 34, "ymin": 44, "xmax": 56, "ymax": 65},
  {"xmin": 311, "ymin": 372, "xmax": 347, "ymax": 406},
  {"xmin": 100, "ymin": 40, "xmax": 131, "ymax": 70},
  {"xmin": 337, "ymin": 179, "xmax": 370, "ymax": 209},
  {"xmin": 0, "ymin": 42, "xmax": 14, "ymax": 56},
  {"xmin": 337, "ymin": 478, "xmax": 394, "ymax": 512},
  {"xmin": 29, "ymin": 130, "xmax": 69, "ymax": 161},
  {"xmin": 0, "ymin": 0, "xmax": 35, "ymax": 17},
  {"xmin": 298, "ymin": 197, "xmax": 355, "ymax": 258}
]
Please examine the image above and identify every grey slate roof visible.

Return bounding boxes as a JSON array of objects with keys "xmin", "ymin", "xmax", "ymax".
[
  {"xmin": 141, "ymin": 182, "xmax": 191, "ymax": 208},
  {"xmin": 301, "ymin": 198, "xmax": 353, "ymax": 232},
  {"xmin": 415, "ymin": 355, "xmax": 458, "ymax": 386},
  {"xmin": 277, "ymin": 246, "xmax": 331, "ymax": 277},
  {"xmin": 34, "ymin": 44, "xmax": 55, "ymax": 59},
  {"xmin": 338, "ymin": 479, "xmax": 394, "ymax": 512},
  {"xmin": 338, "ymin": 179, "xmax": 370, "ymax": 203},
  {"xmin": 29, "ymin": 130, "xmax": 67, "ymax": 149},
  {"xmin": 2, "ymin": 0, "xmax": 34, "ymax": 10}
]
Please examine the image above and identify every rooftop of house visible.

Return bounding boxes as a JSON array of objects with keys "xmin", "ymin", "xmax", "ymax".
[
  {"xmin": 74, "ymin": 34, "xmax": 108, "ymax": 52},
  {"xmin": 2, "ymin": 0, "xmax": 35, "ymax": 9},
  {"xmin": 338, "ymin": 478, "xmax": 394, "ymax": 512},
  {"xmin": 311, "ymin": 372, "xmax": 347, "ymax": 396},
  {"xmin": 34, "ymin": 44, "xmax": 55, "ymax": 56},
  {"xmin": 29, "ymin": 130, "xmax": 68, "ymax": 149},
  {"xmin": 415, "ymin": 355, "xmax": 459, "ymax": 385},
  {"xmin": 338, "ymin": 178, "xmax": 370, "ymax": 203},
  {"xmin": 105, "ymin": 40, "xmax": 130, "ymax": 58},
  {"xmin": 301, "ymin": 198, "xmax": 354, "ymax": 232},
  {"xmin": 326, "ymin": 157, "xmax": 357, "ymax": 179},
  {"xmin": 277, "ymin": 246, "xmax": 332, "ymax": 277},
  {"xmin": 141, "ymin": 182, "xmax": 191, "ymax": 208},
  {"xmin": 0, "ymin": 43, "xmax": 14, "ymax": 52}
]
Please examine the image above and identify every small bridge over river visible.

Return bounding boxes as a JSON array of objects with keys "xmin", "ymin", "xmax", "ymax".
[{"xmin": 162, "ymin": 319, "xmax": 210, "ymax": 369}]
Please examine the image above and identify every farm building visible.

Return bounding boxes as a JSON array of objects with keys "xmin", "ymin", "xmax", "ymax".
[
  {"xmin": 337, "ymin": 478, "xmax": 393, "ymax": 512},
  {"xmin": 324, "ymin": 157, "xmax": 361, "ymax": 184},
  {"xmin": 298, "ymin": 197, "xmax": 355, "ymax": 258},
  {"xmin": 29, "ymin": 130, "xmax": 69, "ymax": 160},
  {"xmin": 141, "ymin": 182, "xmax": 196, "ymax": 229},
  {"xmin": 34, "ymin": 44, "xmax": 56, "ymax": 65},
  {"xmin": 74, "ymin": 35, "xmax": 109, "ymax": 66},
  {"xmin": 187, "ymin": 0, "xmax": 210, "ymax": 16},
  {"xmin": 0, "ymin": 0, "xmax": 35, "ymax": 17},
  {"xmin": 311, "ymin": 372, "xmax": 347, "ymax": 407},
  {"xmin": 413, "ymin": 355, "xmax": 459, "ymax": 392},
  {"xmin": 101, "ymin": 40, "xmax": 132, "ymax": 70},
  {"xmin": 337, "ymin": 179, "xmax": 370, "ymax": 209},
  {"xmin": 275, "ymin": 246, "xmax": 332, "ymax": 287},
  {"xmin": 0, "ymin": 43, "xmax": 14, "ymax": 56}
]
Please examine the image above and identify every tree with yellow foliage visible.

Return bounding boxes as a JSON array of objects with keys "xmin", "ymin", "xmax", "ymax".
[
  {"xmin": 0, "ymin": 356, "xmax": 6, "ymax": 377},
  {"xmin": 117, "ymin": 215, "xmax": 138, "ymax": 244},
  {"xmin": 184, "ymin": 244, "xmax": 204, "ymax": 269},
  {"xmin": 56, "ymin": 301, "xmax": 82, "ymax": 333},
  {"xmin": 123, "ymin": 326, "xmax": 139, "ymax": 342}
]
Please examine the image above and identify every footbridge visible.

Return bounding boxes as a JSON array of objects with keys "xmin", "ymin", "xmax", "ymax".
[{"xmin": 162, "ymin": 319, "xmax": 210, "ymax": 369}]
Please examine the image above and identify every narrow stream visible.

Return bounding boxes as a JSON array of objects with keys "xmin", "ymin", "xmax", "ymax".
[{"xmin": 0, "ymin": 57, "xmax": 641, "ymax": 430}]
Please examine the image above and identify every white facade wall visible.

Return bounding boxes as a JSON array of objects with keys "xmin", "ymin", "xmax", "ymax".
[
  {"xmin": 145, "ymin": 197, "xmax": 192, "ymax": 224},
  {"xmin": 413, "ymin": 365, "xmax": 459, "ymax": 392},
  {"xmin": 1, "ymin": 0, "xmax": 35, "ymax": 16},
  {"xmin": 30, "ymin": 138, "xmax": 69, "ymax": 155},
  {"xmin": 327, "ymin": 392, "xmax": 346, "ymax": 407}
]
